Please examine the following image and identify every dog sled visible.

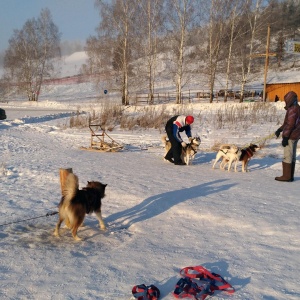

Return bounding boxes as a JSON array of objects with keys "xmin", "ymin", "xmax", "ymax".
[{"xmin": 80, "ymin": 124, "xmax": 123, "ymax": 152}]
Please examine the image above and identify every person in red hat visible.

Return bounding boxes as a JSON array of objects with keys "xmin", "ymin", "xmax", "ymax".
[
  {"xmin": 274, "ymin": 91, "xmax": 300, "ymax": 181},
  {"xmin": 164, "ymin": 115, "xmax": 194, "ymax": 165}
]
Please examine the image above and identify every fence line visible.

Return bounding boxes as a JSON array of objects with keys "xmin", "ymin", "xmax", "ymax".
[
  {"xmin": 131, "ymin": 89, "xmax": 263, "ymax": 105},
  {"xmin": 131, "ymin": 90, "xmax": 246, "ymax": 105}
]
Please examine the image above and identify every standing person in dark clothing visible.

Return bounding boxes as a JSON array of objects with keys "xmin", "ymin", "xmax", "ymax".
[
  {"xmin": 275, "ymin": 91, "xmax": 300, "ymax": 182},
  {"xmin": 164, "ymin": 115, "xmax": 194, "ymax": 165}
]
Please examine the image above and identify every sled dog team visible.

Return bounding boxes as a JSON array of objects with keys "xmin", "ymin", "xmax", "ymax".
[
  {"xmin": 54, "ymin": 91, "xmax": 300, "ymax": 240},
  {"xmin": 162, "ymin": 114, "xmax": 260, "ymax": 172},
  {"xmin": 211, "ymin": 143, "xmax": 260, "ymax": 173}
]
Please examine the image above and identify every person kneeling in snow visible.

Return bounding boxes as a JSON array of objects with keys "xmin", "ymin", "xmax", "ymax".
[
  {"xmin": 275, "ymin": 91, "xmax": 300, "ymax": 182},
  {"xmin": 164, "ymin": 115, "xmax": 194, "ymax": 165}
]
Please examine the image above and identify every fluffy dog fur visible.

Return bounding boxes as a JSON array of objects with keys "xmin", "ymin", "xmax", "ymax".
[
  {"xmin": 238, "ymin": 144, "xmax": 260, "ymax": 172},
  {"xmin": 212, "ymin": 144, "xmax": 241, "ymax": 172},
  {"xmin": 217, "ymin": 143, "xmax": 260, "ymax": 172},
  {"xmin": 162, "ymin": 135, "xmax": 201, "ymax": 165},
  {"xmin": 54, "ymin": 173, "xmax": 107, "ymax": 241}
]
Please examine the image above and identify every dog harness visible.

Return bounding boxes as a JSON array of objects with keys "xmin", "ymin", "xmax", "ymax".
[
  {"xmin": 245, "ymin": 147, "xmax": 254, "ymax": 158},
  {"xmin": 182, "ymin": 143, "xmax": 197, "ymax": 154},
  {"xmin": 221, "ymin": 148, "xmax": 239, "ymax": 155},
  {"xmin": 173, "ymin": 266, "xmax": 235, "ymax": 300},
  {"xmin": 132, "ymin": 284, "xmax": 160, "ymax": 300}
]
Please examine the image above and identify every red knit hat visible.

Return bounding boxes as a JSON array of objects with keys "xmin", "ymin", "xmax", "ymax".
[{"xmin": 186, "ymin": 115, "xmax": 194, "ymax": 124}]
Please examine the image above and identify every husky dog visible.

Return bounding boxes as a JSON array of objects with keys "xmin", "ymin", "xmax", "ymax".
[
  {"xmin": 239, "ymin": 144, "xmax": 260, "ymax": 172},
  {"xmin": 212, "ymin": 144, "xmax": 241, "ymax": 172},
  {"xmin": 162, "ymin": 135, "xmax": 201, "ymax": 165},
  {"xmin": 54, "ymin": 173, "xmax": 107, "ymax": 241},
  {"xmin": 218, "ymin": 143, "xmax": 261, "ymax": 172}
]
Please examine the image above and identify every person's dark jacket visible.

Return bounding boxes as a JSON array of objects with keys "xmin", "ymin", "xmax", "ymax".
[{"xmin": 278, "ymin": 91, "xmax": 300, "ymax": 140}]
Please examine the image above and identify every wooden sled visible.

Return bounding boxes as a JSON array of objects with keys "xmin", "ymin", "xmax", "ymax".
[{"xmin": 80, "ymin": 124, "xmax": 123, "ymax": 152}]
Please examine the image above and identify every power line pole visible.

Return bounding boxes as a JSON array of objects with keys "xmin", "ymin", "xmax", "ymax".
[{"xmin": 249, "ymin": 25, "xmax": 276, "ymax": 101}]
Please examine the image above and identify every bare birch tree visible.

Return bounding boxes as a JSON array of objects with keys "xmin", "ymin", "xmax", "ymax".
[
  {"xmin": 84, "ymin": 36, "xmax": 104, "ymax": 75},
  {"xmin": 95, "ymin": 0, "xmax": 138, "ymax": 105},
  {"xmin": 204, "ymin": 0, "xmax": 230, "ymax": 103},
  {"xmin": 165, "ymin": 0, "xmax": 202, "ymax": 104},
  {"xmin": 223, "ymin": 1, "xmax": 250, "ymax": 102},
  {"xmin": 3, "ymin": 9, "xmax": 60, "ymax": 101},
  {"xmin": 135, "ymin": 0, "xmax": 164, "ymax": 104},
  {"xmin": 239, "ymin": 0, "xmax": 261, "ymax": 102}
]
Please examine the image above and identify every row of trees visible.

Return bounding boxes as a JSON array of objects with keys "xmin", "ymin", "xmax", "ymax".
[
  {"xmin": 85, "ymin": 0, "xmax": 300, "ymax": 103},
  {"xmin": 1, "ymin": 1, "xmax": 299, "ymax": 103},
  {"xmin": 1, "ymin": 9, "xmax": 60, "ymax": 101}
]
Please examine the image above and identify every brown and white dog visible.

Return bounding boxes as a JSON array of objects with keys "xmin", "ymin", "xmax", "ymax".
[
  {"xmin": 54, "ymin": 173, "xmax": 107, "ymax": 241},
  {"xmin": 220, "ymin": 143, "xmax": 260, "ymax": 172},
  {"xmin": 162, "ymin": 135, "xmax": 201, "ymax": 165},
  {"xmin": 212, "ymin": 144, "xmax": 241, "ymax": 172},
  {"xmin": 238, "ymin": 144, "xmax": 260, "ymax": 172}
]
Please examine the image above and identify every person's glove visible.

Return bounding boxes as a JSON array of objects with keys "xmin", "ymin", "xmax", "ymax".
[
  {"xmin": 181, "ymin": 142, "xmax": 187, "ymax": 148},
  {"xmin": 275, "ymin": 128, "xmax": 282, "ymax": 138},
  {"xmin": 282, "ymin": 137, "xmax": 289, "ymax": 147}
]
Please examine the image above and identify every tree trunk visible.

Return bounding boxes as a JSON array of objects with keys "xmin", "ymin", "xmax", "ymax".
[{"xmin": 224, "ymin": 6, "xmax": 236, "ymax": 103}]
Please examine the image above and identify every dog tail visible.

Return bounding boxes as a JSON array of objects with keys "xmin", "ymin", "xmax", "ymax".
[
  {"xmin": 62, "ymin": 173, "xmax": 79, "ymax": 203},
  {"xmin": 219, "ymin": 144, "xmax": 232, "ymax": 150}
]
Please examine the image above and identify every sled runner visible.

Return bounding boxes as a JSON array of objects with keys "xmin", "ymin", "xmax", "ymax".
[{"xmin": 80, "ymin": 124, "xmax": 123, "ymax": 152}]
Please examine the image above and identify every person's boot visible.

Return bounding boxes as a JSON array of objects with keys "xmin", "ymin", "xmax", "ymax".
[
  {"xmin": 164, "ymin": 148, "xmax": 174, "ymax": 163},
  {"xmin": 174, "ymin": 161, "xmax": 186, "ymax": 165},
  {"xmin": 275, "ymin": 162, "xmax": 292, "ymax": 182},
  {"xmin": 164, "ymin": 156, "xmax": 174, "ymax": 163},
  {"xmin": 290, "ymin": 161, "xmax": 295, "ymax": 182}
]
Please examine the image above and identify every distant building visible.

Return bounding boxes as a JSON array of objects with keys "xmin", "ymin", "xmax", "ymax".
[{"xmin": 266, "ymin": 71, "xmax": 300, "ymax": 102}]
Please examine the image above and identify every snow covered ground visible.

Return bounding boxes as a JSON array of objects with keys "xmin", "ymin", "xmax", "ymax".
[
  {"xmin": 0, "ymin": 95, "xmax": 299, "ymax": 300},
  {"xmin": 0, "ymin": 51, "xmax": 299, "ymax": 299}
]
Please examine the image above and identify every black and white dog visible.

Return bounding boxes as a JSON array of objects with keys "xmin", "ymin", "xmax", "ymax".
[{"xmin": 239, "ymin": 144, "xmax": 260, "ymax": 172}]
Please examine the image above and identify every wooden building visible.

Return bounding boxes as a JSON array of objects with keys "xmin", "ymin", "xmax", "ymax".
[{"xmin": 266, "ymin": 71, "xmax": 300, "ymax": 102}]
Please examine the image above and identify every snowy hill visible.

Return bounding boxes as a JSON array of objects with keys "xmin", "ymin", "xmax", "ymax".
[
  {"xmin": 58, "ymin": 51, "xmax": 89, "ymax": 78},
  {"xmin": 1, "ymin": 50, "xmax": 300, "ymax": 104}
]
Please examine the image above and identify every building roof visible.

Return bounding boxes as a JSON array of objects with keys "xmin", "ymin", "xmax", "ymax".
[{"xmin": 267, "ymin": 70, "xmax": 300, "ymax": 84}]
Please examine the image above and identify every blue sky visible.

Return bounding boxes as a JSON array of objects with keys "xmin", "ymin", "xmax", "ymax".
[{"xmin": 0, "ymin": 0, "xmax": 100, "ymax": 52}]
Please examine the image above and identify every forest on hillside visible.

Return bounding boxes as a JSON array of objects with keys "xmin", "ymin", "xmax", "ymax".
[{"xmin": 1, "ymin": 0, "xmax": 300, "ymax": 104}]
